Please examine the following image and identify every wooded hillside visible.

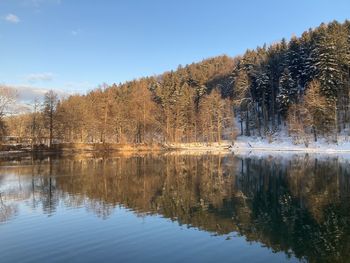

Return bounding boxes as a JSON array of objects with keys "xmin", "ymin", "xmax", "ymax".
[{"xmin": 4, "ymin": 20, "xmax": 350, "ymax": 146}]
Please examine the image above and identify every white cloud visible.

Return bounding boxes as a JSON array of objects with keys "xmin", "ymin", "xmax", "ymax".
[
  {"xmin": 1, "ymin": 85, "xmax": 69, "ymax": 113},
  {"xmin": 25, "ymin": 72, "xmax": 55, "ymax": 83},
  {"xmin": 4, "ymin": 14, "xmax": 20, "ymax": 24}
]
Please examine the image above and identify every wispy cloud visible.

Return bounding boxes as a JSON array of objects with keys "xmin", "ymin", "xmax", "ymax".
[
  {"xmin": 20, "ymin": 0, "xmax": 62, "ymax": 13},
  {"xmin": 70, "ymin": 28, "xmax": 82, "ymax": 37},
  {"xmin": 64, "ymin": 81, "xmax": 92, "ymax": 93},
  {"xmin": 26, "ymin": 0, "xmax": 62, "ymax": 7},
  {"xmin": 3, "ymin": 85, "xmax": 68, "ymax": 101},
  {"xmin": 4, "ymin": 14, "xmax": 20, "ymax": 24},
  {"xmin": 25, "ymin": 72, "xmax": 55, "ymax": 83}
]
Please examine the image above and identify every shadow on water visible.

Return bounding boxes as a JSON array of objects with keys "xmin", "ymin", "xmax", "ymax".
[{"xmin": 0, "ymin": 153, "xmax": 350, "ymax": 262}]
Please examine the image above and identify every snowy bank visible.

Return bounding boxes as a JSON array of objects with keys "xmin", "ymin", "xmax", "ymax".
[{"xmin": 231, "ymin": 136, "xmax": 350, "ymax": 153}]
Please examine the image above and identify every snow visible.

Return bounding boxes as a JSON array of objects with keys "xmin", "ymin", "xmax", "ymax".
[
  {"xmin": 231, "ymin": 135, "xmax": 350, "ymax": 154},
  {"xmin": 165, "ymin": 132, "xmax": 350, "ymax": 155}
]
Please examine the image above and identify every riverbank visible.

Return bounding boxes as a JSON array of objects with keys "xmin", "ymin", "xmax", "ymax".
[
  {"xmin": 231, "ymin": 136, "xmax": 350, "ymax": 153},
  {"xmin": 1, "ymin": 137, "xmax": 350, "ymax": 157}
]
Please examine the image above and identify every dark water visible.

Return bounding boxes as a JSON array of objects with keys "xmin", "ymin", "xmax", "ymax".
[{"xmin": 0, "ymin": 153, "xmax": 350, "ymax": 263}]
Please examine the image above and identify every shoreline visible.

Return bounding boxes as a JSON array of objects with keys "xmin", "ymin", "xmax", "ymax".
[
  {"xmin": 1, "ymin": 138, "xmax": 350, "ymax": 156},
  {"xmin": 231, "ymin": 136, "xmax": 350, "ymax": 154}
]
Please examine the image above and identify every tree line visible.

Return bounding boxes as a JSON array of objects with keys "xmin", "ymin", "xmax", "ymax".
[
  {"xmin": 4, "ymin": 56, "xmax": 235, "ymax": 145},
  {"xmin": 3, "ymin": 20, "xmax": 350, "ymax": 146}
]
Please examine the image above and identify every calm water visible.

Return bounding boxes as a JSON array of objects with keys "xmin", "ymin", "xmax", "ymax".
[{"xmin": 0, "ymin": 153, "xmax": 350, "ymax": 263}]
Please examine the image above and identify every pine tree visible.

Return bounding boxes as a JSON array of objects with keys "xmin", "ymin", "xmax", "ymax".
[
  {"xmin": 255, "ymin": 70, "xmax": 270, "ymax": 134},
  {"xmin": 287, "ymin": 37, "xmax": 302, "ymax": 85},
  {"xmin": 298, "ymin": 32, "xmax": 312, "ymax": 89},
  {"xmin": 277, "ymin": 68, "xmax": 297, "ymax": 117},
  {"xmin": 313, "ymin": 26, "xmax": 342, "ymax": 103},
  {"xmin": 304, "ymin": 30, "xmax": 319, "ymax": 86},
  {"xmin": 267, "ymin": 41, "xmax": 288, "ymax": 128}
]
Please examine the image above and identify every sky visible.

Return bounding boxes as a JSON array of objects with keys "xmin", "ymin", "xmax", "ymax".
[{"xmin": 1, "ymin": 0, "xmax": 350, "ymax": 101}]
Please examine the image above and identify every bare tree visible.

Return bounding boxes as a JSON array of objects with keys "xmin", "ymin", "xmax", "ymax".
[
  {"xmin": 199, "ymin": 89, "xmax": 233, "ymax": 143},
  {"xmin": 304, "ymin": 80, "xmax": 333, "ymax": 142},
  {"xmin": 43, "ymin": 90, "xmax": 59, "ymax": 148},
  {"xmin": 233, "ymin": 71, "xmax": 252, "ymax": 136},
  {"xmin": 31, "ymin": 98, "xmax": 42, "ymax": 148},
  {"xmin": 0, "ymin": 86, "xmax": 17, "ymax": 139},
  {"xmin": 287, "ymin": 104, "xmax": 312, "ymax": 146}
]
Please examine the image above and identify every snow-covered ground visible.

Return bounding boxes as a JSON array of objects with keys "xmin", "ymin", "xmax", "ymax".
[
  {"xmin": 165, "ymin": 132, "xmax": 350, "ymax": 154},
  {"xmin": 232, "ymin": 135, "xmax": 350, "ymax": 153}
]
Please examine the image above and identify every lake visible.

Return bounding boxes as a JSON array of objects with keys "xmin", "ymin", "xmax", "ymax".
[{"xmin": 0, "ymin": 153, "xmax": 349, "ymax": 263}]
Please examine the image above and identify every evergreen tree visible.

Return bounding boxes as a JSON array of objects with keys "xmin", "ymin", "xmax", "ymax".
[
  {"xmin": 287, "ymin": 37, "xmax": 302, "ymax": 84},
  {"xmin": 277, "ymin": 68, "xmax": 297, "ymax": 117},
  {"xmin": 255, "ymin": 69, "xmax": 270, "ymax": 133},
  {"xmin": 313, "ymin": 26, "xmax": 342, "ymax": 103},
  {"xmin": 298, "ymin": 32, "xmax": 312, "ymax": 89}
]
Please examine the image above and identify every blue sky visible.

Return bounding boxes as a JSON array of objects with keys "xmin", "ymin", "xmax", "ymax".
[{"xmin": 1, "ymin": 0, "xmax": 350, "ymax": 98}]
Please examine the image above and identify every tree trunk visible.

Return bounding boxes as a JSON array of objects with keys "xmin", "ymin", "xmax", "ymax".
[
  {"xmin": 312, "ymin": 125, "xmax": 317, "ymax": 142},
  {"xmin": 49, "ymin": 111, "xmax": 53, "ymax": 148},
  {"xmin": 271, "ymin": 81, "xmax": 276, "ymax": 129},
  {"xmin": 245, "ymin": 107, "xmax": 250, "ymax": 136}
]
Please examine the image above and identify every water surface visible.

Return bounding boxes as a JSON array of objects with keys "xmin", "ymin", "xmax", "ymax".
[{"xmin": 0, "ymin": 153, "xmax": 349, "ymax": 263}]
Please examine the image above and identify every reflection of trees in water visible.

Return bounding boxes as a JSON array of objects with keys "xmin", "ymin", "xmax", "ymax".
[
  {"xmin": 1, "ymin": 154, "xmax": 350, "ymax": 262},
  {"xmin": 0, "ymin": 156, "xmax": 60, "ymax": 217},
  {"xmin": 237, "ymin": 155, "xmax": 350, "ymax": 263},
  {"xmin": 0, "ymin": 193, "xmax": 18, "ymax": 223}
]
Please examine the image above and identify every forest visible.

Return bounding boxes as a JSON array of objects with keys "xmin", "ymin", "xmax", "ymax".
[{"xmin": 2, "ymin": 20, "xmax": 350, "ymax": 147}]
